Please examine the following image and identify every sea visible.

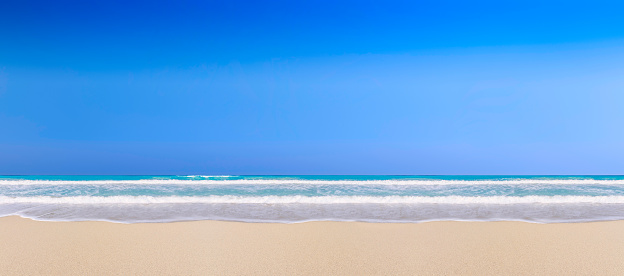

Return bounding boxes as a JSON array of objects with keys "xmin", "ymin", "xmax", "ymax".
[{"xmin": 1, "ymin": 175, "xmax": 624, "ymax": 223}]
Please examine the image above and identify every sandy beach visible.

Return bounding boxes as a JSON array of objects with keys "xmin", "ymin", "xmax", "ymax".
[{"xmin": 0, "ymin": 217, "xmax": 622, "ymax": 275}]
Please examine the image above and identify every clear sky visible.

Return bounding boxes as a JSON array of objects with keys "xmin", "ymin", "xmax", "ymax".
[{"xmin": 1, "ymin": 0, "xmax": 624, "ymax": 175}]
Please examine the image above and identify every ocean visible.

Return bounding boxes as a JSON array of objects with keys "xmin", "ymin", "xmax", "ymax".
[{"xmin": 1, "ymin": 175, "xmax": 624, "ymax": 223}]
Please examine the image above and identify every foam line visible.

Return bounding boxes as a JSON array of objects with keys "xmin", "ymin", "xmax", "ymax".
[{"xmin": 2, "ymin": 195, "xmax": 624, "ymax": 204}]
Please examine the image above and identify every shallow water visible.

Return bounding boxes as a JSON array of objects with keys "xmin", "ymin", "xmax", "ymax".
[{"xmin": 1, "ymin": 175, "xmax": 623, "ymax": 223}]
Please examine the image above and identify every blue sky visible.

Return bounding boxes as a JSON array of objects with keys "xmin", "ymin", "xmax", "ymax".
[{"xmin": 1, "ymin": 0, "xmax": 624, "ymax": 174}]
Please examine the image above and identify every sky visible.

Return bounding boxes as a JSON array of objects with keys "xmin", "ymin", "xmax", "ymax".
[{"xmin": 1, "ymin": 0, "xmax": 624, "ymax": 175}]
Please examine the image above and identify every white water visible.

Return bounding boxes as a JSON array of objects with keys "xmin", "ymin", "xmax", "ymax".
[
  {"xmin": 2, "ymin": 195, "xmax": 624, "ymax": 204},
  {"xmin": 2, "ymin": 176, "xmax": 624, "ymax": 223}
]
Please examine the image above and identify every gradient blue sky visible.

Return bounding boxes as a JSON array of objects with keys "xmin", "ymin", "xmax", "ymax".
[{"xmin": 1, "ymin": 0, "xmax": 624, "ymax": 174}]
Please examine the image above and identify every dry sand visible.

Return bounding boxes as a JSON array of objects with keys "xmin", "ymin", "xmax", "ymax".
[{"xmin": 1, "ymin": 216, "xmax": 624, "ymax": 275}]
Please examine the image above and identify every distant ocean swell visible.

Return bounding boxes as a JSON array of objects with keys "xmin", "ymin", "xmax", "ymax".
[
  {"xmin": 1, "ymin": 176, "xmax": 624, "ymax": 223},
  {"xmin": 3, "ymin": 179, "xmax": 624, "ymax": 185}
]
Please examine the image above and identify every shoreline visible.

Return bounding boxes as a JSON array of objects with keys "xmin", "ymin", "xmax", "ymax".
[
  {"xmin": 1, "ymin": 216, "xmax": 624, "ymax": 275},
  {"xmin": 4, "ymin": 215, "xmax": 624, "ymax": 224}
]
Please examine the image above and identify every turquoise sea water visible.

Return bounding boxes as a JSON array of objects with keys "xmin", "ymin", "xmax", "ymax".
[{"xmin": 1, "ymin": 175, "xmax": 624, "ymax": 223}]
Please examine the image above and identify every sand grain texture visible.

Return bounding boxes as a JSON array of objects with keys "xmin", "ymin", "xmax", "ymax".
[{"xmin": 1, "ymin": 216, "xmax": 623, "ymax": 275}]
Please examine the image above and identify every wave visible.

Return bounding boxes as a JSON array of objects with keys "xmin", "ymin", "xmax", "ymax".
[
  {"xmin": 2, "ymin": 195, "xmax": 624, "ymax": 204},
  {"xmin": 2, "ymin": 179, "xmax": 624, "ymax": 186},
  {"xmin": 179, "ymin": 175, "xmax": 235, "ymax": 178}
]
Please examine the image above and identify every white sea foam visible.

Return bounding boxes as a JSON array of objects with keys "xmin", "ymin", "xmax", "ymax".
[
  {"xmin": 3, "ymin": 177, "xmax": 623, "ymax": 223},
  {"xmin": 2, "ymin": 195, "xmax": 624, "ymax": 204},
  {"xmin": 180, "ymin": 175, "xmax": 234, "ymax": 178},
  {"xmin": 2, "ymin": 179, "xmax": 624, "ymax": 186},
  {"xmin": 2, "ymin": 196, "xmax": 624, "ymax": 224}
]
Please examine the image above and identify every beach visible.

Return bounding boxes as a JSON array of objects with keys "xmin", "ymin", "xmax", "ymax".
[{"xmin": 1, "ymin": 216, "xmax": 623, "ymax": 275}]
